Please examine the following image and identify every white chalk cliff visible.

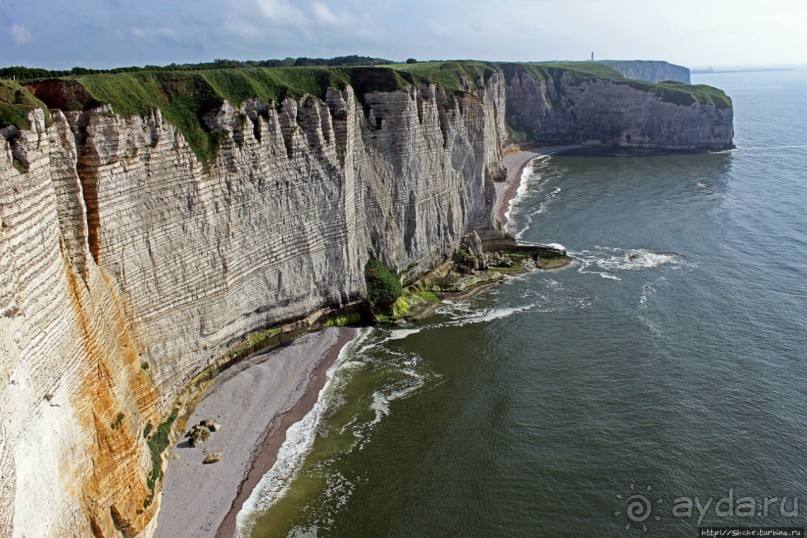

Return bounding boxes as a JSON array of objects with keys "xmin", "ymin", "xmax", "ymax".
[{"xmin": 0, "ymin": 64, "xmax": 732, "ymax": 537}]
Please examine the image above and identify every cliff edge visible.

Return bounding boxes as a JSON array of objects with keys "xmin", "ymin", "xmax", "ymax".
[
  {"xmin": 0, "ymin": 61, "xmax": 732, "ymax": 537},
  {"xmin": 502, "ymin": 62, "xmax": 732, "ymax": 151},
  {"xmin": 598, "ymin": 60, "xmax": 692, "ymax": 84}
]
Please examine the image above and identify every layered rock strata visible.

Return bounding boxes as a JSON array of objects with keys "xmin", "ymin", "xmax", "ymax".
[
  {"xmin": 504, "ymin": 65, "xmax": 733, "ymax": 151},
  {"xmin": 0, "ymin": 65, "xmax": 731, "ymax": 536},
  {"xmin": 1, "ymin": 74, "xmax": 506, "ymax": 537}
]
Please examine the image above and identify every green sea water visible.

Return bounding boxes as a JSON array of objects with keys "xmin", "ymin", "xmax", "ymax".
[{"xmin": 239, "ymin": 69, "xmax": 807, "ymax": 537}]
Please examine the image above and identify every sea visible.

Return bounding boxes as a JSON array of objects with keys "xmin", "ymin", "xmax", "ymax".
[{"xmin": 236, "ymin": 69, "xmax": 807, "ymax": 537}]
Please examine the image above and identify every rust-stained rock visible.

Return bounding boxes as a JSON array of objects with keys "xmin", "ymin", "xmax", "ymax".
[{"xmin": 0, "ymin": 78, "xmax": 507, "ymax": 536}]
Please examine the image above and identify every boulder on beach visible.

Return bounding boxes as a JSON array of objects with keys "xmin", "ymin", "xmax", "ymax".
[
  {"xmin": 200, "ymin": 418, "xmax": 221, "ymax": 431},
  {"xmin": 186, "ymin": 424, "xmax": 211, "ymax": 447},
  {"xmin": 202, "ymin": 452, "xmax": 221, "ymax": 464}
]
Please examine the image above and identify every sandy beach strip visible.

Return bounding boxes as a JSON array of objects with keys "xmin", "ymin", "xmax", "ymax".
[
  {"xmin": 495, "ymin": 146, "xmax": 581, "ymax": 228},
  {"xmin": 154, "ymin": 327, "xmax": 356, "ymax": 538}
]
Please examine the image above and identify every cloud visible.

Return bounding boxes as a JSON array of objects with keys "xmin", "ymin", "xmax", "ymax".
[
  {"xmin": 253, "ymin": 0, "xmax": 306, "ymax": 27},
  {"xmin": 10, "ymin": 24, "xmax": 32, "ymax": 45},
  {"xmin": 5, "ymin": 0, "xmax": 805, "ymax": 71},
  {"xmin": 312, "ymin": 3, "xmax": 352, "ymax": 26},
  {"xmin": 131, "ymin": 26, "xmax": 179, "ymax": 41},
  {"xmin": 224, "ymin": 19, "xmax": 265, "ymax": 42}
]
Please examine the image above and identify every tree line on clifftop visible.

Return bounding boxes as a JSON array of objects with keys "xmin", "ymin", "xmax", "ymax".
[{"xmin": 0, "ymin": 56, "xmax": 422, "ymax": 81}]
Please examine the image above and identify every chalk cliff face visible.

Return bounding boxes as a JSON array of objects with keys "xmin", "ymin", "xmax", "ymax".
[
  {"xmin": 0, "ymin": 108, "xmax": 161, "ymax": 537},
  {"xmin": 0, "ymin": 73, "xmax": 506, "ymax": 537},
  {"xmin": 504, "ymin": 65, "xmax": 733, "ymax": 151},
  {"xmin": 598, "ymin": 60, "xmax": 691, "ymax": 84},
  {"xmin": 0, "ymin": 65, "xmax": 730, "ymax": 537}
]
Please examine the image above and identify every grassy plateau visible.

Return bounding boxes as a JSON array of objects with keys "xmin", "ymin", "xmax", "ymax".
[{"xmin": 1, "ymin": 60, "xmax": 731, "ymax": 163}]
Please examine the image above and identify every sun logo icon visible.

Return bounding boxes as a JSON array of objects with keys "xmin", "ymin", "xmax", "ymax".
[{"xmin": 614, "ymin": 483, "xmax": 663, "ymax": 531}]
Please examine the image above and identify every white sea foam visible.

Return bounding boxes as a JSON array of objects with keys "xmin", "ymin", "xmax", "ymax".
[
  {"xmin": 513, "ymin": 218, "xmax": 532, "ymax": 241},
  {"xmin": 576, "ymin": 297, "xmax": 594, "ymax": 309},
  {"xmin": 234, "ymin": 398, "xmax": 320, "ymax": 536},
  {"xmin": 369, "ymin": 391, "xmax": 390, "ymax": 425},
  {"xmin": 288, "ymin": 526, "xmax": 318, "ymax": 537},
  {"xmin": 505, "ymin": 155, "xmax": 551, "ymax": 236},
  {"xmin": 435, "ymin": 288, "xmax": 556, "ymax": 327},
  {"xmin": 634, "ymin": 279, "xmax": 664, "ymax": 336},
  {"xmin": 321, "ymin": 471, "xmax": 355, "ymax": 512},
  {"xmin": 386, "ymin": 328, "xmax": 422, "ymax": 341},
  {"xmin": 572, "ymin": 247, "xmax": 693, "ymax": 280},
  {"xmin": 234, "ymin": 328, "xmax": 371, "ymax": 537},
  {"xmin": 435, "ymin": 300, "xmax": 475, "ymax": 318},
  {"xmin": 369, "ymin": 355, "xmax": 427, "ymax": 426},
  {"xmin": 357, "ymin": 352, "xmax": 430, "ymax": 445},
  {"xmin": 286, "ymin": 471, "xmax": 356, "ymax": 536},
  {"xmin": 471, "ymin": 305, "xmax": 534, "ymax": 323},
  {"xmin": 638, "ymin": 280, "xmax": 660, "ymax": 308},
  {"xmin": 503, "ymin": 160, "xmax": 535, "ymax": 231},
  {"xmin": 442, "ymin": 302, "xmax": 539, "ymax": 326}
]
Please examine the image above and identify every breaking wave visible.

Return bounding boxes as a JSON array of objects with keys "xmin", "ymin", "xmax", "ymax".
[
  {"xmin": 234, "ymin": 329, "xmax": 369, "ymax": 537},
  {"xmin": 504, "ymin": 155, "xmax": 556, "ymax": 238}
]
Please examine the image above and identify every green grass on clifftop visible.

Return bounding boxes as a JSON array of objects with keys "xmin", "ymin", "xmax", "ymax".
[
  {"xmin": 77, "ymin": 68, "xmax": 351, "ymax": 117},
  {"xmin": 501, "ymin": 61, "xmax": 731, "ymax": 110},
  {"xmin": 385, "ymin": 61, "xmax": 499, "ymax": 91},
  {"xmin": 3, "ymin": 60, "xmax": 730, "ymax": 164},
  {"xmin": 73, "ymin": 68, "xmax": 351, "ymax": 162},
  {"xmin": 0, "ymin": 80, "xmax": 51, "ymax": 130},
  {"xmin": 622, "ymin": 78, "xmax": 732, "ymax": 109},
  {"xmin": 501, "ymin": 61, "xmax": 625, "ymax": 85}
]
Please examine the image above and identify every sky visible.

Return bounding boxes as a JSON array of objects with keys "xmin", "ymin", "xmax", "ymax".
[{"xmin": 1, "ymin": 0, "xmax": 805, "ymax": 70}]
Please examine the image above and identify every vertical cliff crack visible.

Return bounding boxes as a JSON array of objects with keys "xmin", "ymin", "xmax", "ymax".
[
  {"xmin": 89, "ymin": 516, "xmax": 104, "ymax": 538},
  {"xmin": 437, "ymin": 92, "xmax": 450, "ymax": 149},
  {"xmin": 79, "ymin": 166, "xmax": 102, "ymax": 265},
  {"xmin": 110, "ymin": 505, "xmax": 137, "ymax": 538},
  {"xmin": 73, "ymin": 116, "xmax": 102, "ymax": 265},
  {"xmin": 252, "ymin": 115, "xmax": 263, "ymax": 143},
  {"xmin": 403, "ymin": 191, "xmax": 417, "ymax": 254}
]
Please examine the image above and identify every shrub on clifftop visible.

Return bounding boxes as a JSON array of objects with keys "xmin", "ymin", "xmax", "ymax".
[{"xmin": 365, "ymin": 258, "xmax": 402, "ymax": 309}]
